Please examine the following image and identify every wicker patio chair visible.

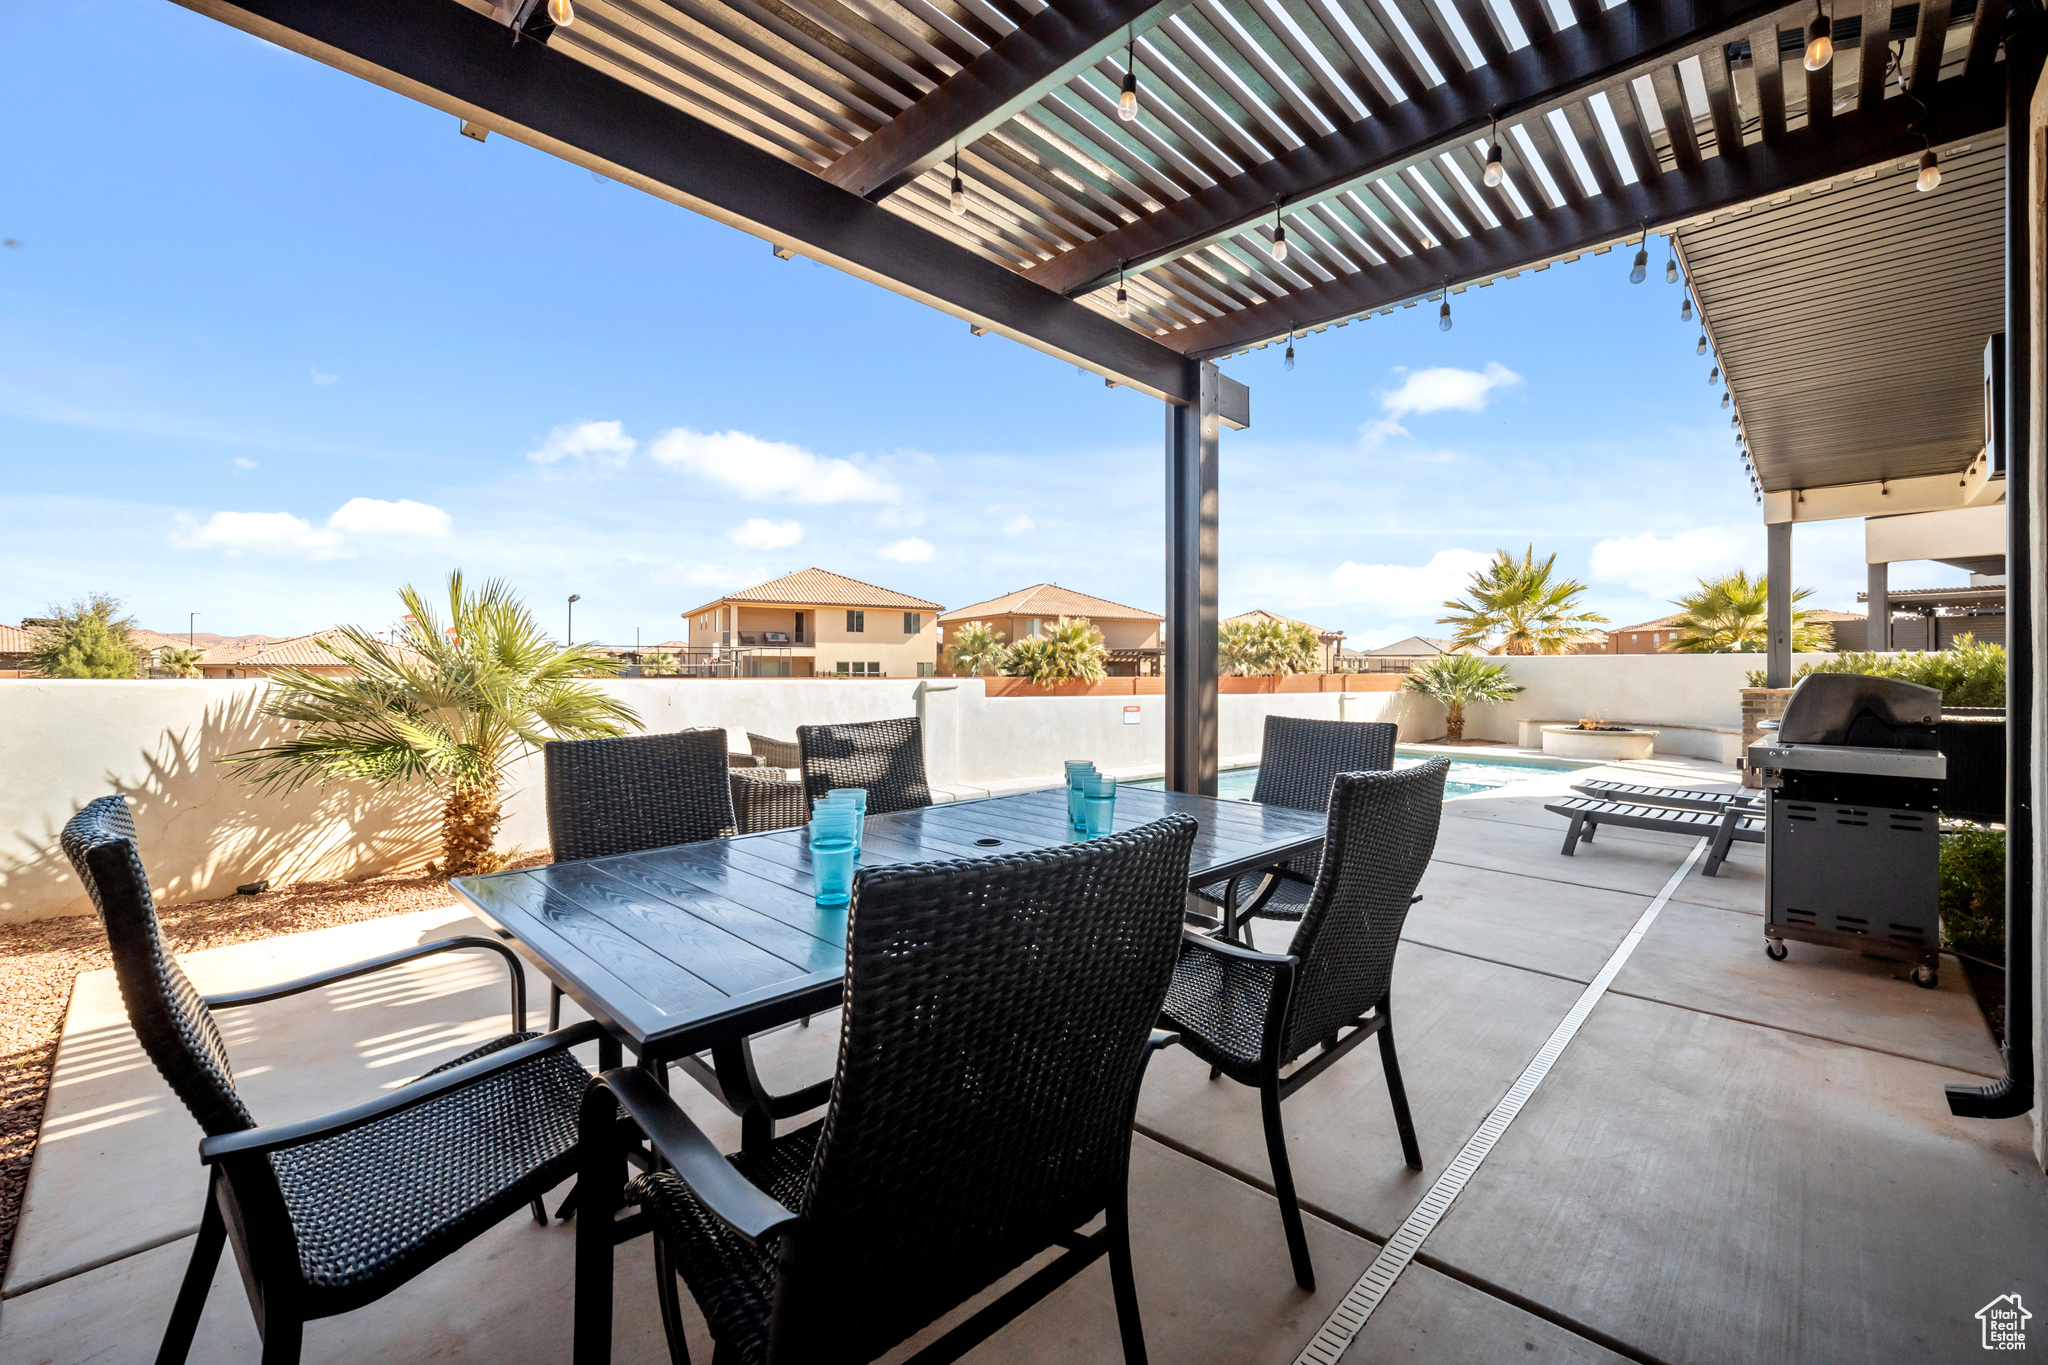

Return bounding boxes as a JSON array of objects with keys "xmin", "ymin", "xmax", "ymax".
[
  {"xmin": 729, "ymin": 766, "xmax": 809, "ymax": 834},
  {"xmin": 60, "ymin": 794, "xmax": 600, "ymax": 1365},
  {"xmin": 544, "ymin": 729, "xmax": 739, "ymax": 1028},
  {"xmin": 572, "ymin": 814, "xmax": 1202, "ymax": 1365},
  {"xmin": 1197, "ymin": 716, "xmax": 1397, "ymax": 940},
  {"xmin": 1164, "ymin": 758, "xmax": 1447, "ymax": 1291},
  {"xmin": 745, "ymin": 731, "xmax": 801, "ymax": 770},
  {"xmin": 796, "ymin": 715, "xmax": 932, "ymax": 815}
]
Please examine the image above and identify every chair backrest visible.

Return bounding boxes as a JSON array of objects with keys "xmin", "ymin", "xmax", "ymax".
[
  {"xmin": 1281, "ymin": 759, "xmax": 1448, "ymax": 1062},
  {"xmin": 1251, "ymin": 715, "xmax": 1397, "ymax": 813},
  {"xmin": 767, "ymin": 814, "xmax": 1200, "ymax": 1363},
  {"xmin": 747, "ymin": 731, "xmax": 802, "ymax": 769},
  {"xmin": 544, "ymin": 730, "xmax": 737, "ymax": 863},
  {"xmin": 795, "ymin": 716, "xmax": 931, "ymax": 815},
  {"xmin": 729, "ymin": 768, "xmax": 809, "ymax": 835},
  {"xmin": 59, "ymin": 795, "xmax": 254, "ymax": 1136}
]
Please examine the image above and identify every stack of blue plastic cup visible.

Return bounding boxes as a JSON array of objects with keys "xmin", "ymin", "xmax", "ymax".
[
  {"xmin": 811, "ymin": 800, "xmax": 862, "ymax": 907},
  {"xmin": 1065, "ymin": 761, "xmax": 1097, "ymax": 831},
  {"xmin": 816, "ymin": 788, "xmax": 867, "ymax": 851},
  {"xmin": 1082, "ymin": 773, "xmax": 1118, "ymax": 836}
]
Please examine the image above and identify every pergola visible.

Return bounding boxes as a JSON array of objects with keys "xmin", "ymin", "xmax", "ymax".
[{"xmin": 170, "ymin": 0, "xmax": 2040, "ymax": 1115}]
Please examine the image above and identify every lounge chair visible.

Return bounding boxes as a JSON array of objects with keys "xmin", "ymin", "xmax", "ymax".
[
  {"xmin": 1546, "ymin": 792, "xmax": 1761, "ymax": 876},
  {"xmin": 1569, "ymin": 778, "xmax": 1762, "ymax": 813}
]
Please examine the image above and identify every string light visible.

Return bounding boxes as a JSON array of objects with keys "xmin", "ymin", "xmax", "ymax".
[
  {"xmin": 1681, "ymin": 297, "xmax": 1693, "ymax": 321},
  {"xmin": 1721, "ymin": 391, "xmax": 1731, "ymax": 408},
  {"xmin": 949, "ymin": 147, "xmax": 966, "ymax": 215},
  {"xmin": 1803, "ymin": 3, "xmax": 1833, "ymax": 71},
  {"xmin": 1438, "ymin": 281, "xmax": 1453, "ymax": 332},
  {"xmin": 548, "ymin": 0, "xmax": 574, "ymax": 25},
  {"xmin": 1119, "ymin": 28, "xmax": 1139, "ymax": 121},
  {"xmin": 1270, "ymin": 204, "xmax": 1288, "ymax": 263},
  {"xmin": 1115, "ymin": 264, "xmax": 1130, "ymax": 319},
  {"xmin": 1917, "ymin": 146, "xmax": 1942, "ymax": 192},
  {"xmin": 1483, "ymin": 113, "xmax": 1505, "ymax": 187},
  {"xmin": 1284, "ymin": 331, "xmax": 1296, "ymax": 371},
  {"xmin": 1709, "ymin": 365, "xmax": 1720, "ymax": 383},
  {"xmin": 1664, "ymin": 237, "xmax": 1679, "ymax": 284},
  {"xmin": 1629, "ymin": 229, "xmax": 1648, "ymax": 284},
  {"xmin": 1696, "ymin": 334, "xmax": 1708, "ymax": 355}
]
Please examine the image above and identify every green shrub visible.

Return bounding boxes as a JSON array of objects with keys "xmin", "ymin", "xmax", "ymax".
[
  {"xmin": 1939, "ymin": 826, "xmax": 2005, "ymax": 958},
  {"xmin": 1746, "ymin": 635, "xmax": 2005, "ymax": 707}
]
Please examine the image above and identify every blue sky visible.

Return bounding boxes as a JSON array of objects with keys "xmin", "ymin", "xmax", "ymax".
[{"xmin": 1, "ymin": 0, "xmax": 1966, "ymax": 649}]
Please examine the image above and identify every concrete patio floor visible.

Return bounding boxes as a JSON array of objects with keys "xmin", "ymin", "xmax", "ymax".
[{"xmin": 3, "ymin": 757, "xmax": 2037, "ymax": 1364}]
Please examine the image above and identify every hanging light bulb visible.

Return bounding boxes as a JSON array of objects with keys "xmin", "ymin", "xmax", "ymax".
[
  {"xmin": 1438, "ymin": 288, "xmax": 1453, "ymax": 332},
  {"xmin": 1709, "ymin": 365, "xmax": 1720, "ymax": 382},
  {"xmin": 1917, "ymin": 147, "xmax": 1942, "ymax": 192},
  {"xmin": 1681, "ymin": 297, "xmax": 1694, "ymax": 321},
  {"xmin": 1284, "ymin": 333, "xmax": 1296, "ymax": 371},
  {"xmin": 1119, "ymin": 32, "xmax": 1139, "ymax": 122},
  {"xmin": 1664, "ymin": 238, "xmax": 1679, "ymax": 283},
  {"xmin": 1803, "ymin": 6, "xmax": 1833, "ymax": 72},
  {"xmin": 949, "ymin": 149, "xmax": 966, "ymax": 215},
  {"xmin": 1629, "ymin": 239, "xmax": 1648, "ymax": 285},
  {"xmin": 1116, "ymin": 283, "xmax": 1130, "ymax": 319},
  {"xmin": 1270, "ymin": 206, "xmax": 1288, "ymax": 263},
  {"xmin": 1721, "ymin": 390, "xmax": 1731, "ymax": 408},
  {"xmin": 548, "ymin": 0, "xmax": 574, "ymax": 25},
  {"xmin": 1483, "ymin": 115, "xmax": 1505, "ymax": 187},
  {"xmin": 1696, "ymin": 333, "xmax": 1707, "ymax": 355}
]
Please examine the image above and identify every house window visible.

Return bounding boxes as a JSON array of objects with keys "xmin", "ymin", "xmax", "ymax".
[
  {"xmin": 917, "ymin": 662, "xmax": 934, "ymax": 677},
  {"xmin": 836, "ymin": 661, "xmax": 881, "ymax": 677},
  {"xmin": 847, "ymin": 610, "xmax": 865, "ymax": 633},
  {"xmin": 1025, "ymin": 618, "xmax": 1041, "ymax": 637},
  {"xmin": 904, "ymin": 612, "xmax": 922, "ymax": 634}
]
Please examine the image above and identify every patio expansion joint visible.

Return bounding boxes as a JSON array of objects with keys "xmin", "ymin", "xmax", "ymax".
[
  {"xmin": 0, "ymin": 1223, "xmax": 201, "ymax": 1301},
  {"xmin": 1292, "ymin": 838, "xmax": 1710, "ymax": 1365},
  {"xmin": 1601, "ymin": 986, "xmax": 2006, "ymax": 1080}
]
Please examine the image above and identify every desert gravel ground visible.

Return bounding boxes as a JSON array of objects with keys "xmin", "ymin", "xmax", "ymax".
[{"xmin": 0, "ymin": 855, "xmax": 547, "ymax": 1281}]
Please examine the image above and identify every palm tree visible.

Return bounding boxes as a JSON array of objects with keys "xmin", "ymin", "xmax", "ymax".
[
  {"xmin": 1045, "ymin": 616, "xmax": 1108, "ymax": 683},
  {"xmin": 1403, "ymin": 653, "xmax": 1523, "ymax": 741},
  {"xmin": 1439, "ymin": 547, "xmax": 1608, "ymax": 655},
  {"xmin": 157, "ymin": 646, "xmax": 206, "ymax": 678},
  {"xmin": 1668, "ymin": 569, "xmax": 1831, "ymax": 653},
  {"xmin": 1002, "ymin": 635, "xmax": 1060, "ymax": 684},
  {"xmin": 1218, "ymin": 617, "xmax": 1321, "ymax": 675},
  {"xmin": 225, "ymin": 572, "xmax": 641, "ymax": 876},
  {"xmin": 946, "ymin": 620, "xmax": 1010, "ymax": 676}
]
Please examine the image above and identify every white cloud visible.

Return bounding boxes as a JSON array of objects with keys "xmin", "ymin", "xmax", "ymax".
[
  {"xmin": 233, "ymin": 457, "xmax": 258, "ymax": 470},
  {"xmin": 1002, "ymin": 515, "xmax": 1035, "ymax": 536},
  {"xmin": 174, "ymin": 497, "xmax": 453, "ymax": 558},
  {"xmin": 727, "ymin": 518, "xmax": 803, "ymax": 549},
  {"xmin": 1380, "ymin": 363, "xmax": 1521, "ymax": 419},
  {"xmin": 647, "ymin": 428, "xmax": 898, "ymax": 504},
  {"xmin": 527, "ymin": 420, "xmax": 637, "ymax": 469},
  {"xmin": 310, "ymin": 369, "xmax": 338, "ymax": 385},
  {"xmin": 1589, "ymin": 526, "xmax": 1752, "ymax": 599},
  {"xmin": 680, "ymin": 564, "xmax": 745, "ymax": 587},
  {"xmin": 876, "ymin": 506, "xmax": 925, "ymax": 528},
  {"xmin": 877, "ymin": 537, "xmax": 935, "ymax": 564},
  {"xmin": 175, "ymin": 510, "xmax": 346, "ymax": 558},
  {"xmin": 328, "ymin": 497, "xmax": 453, "ymax": 539},
  {"xmin": 1325, "ymin": 548, "xmax": 1494, "ymax": 615}
]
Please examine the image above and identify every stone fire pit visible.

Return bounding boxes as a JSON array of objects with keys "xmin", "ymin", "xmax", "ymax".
[{"xmin": 1540, "ymin": 724, "xmax": 1659, "ymax": 761}]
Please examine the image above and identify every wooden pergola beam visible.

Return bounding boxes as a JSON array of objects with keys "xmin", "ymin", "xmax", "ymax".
[
  {"xmin": 1030, "ymin": 0, "xmax": 1810, "ymax": 298},
  {"xmin": 822, "ymin": 0, "xmax": 1188, "ymax": 202},
  {"xmin": 1174, "ymin": 68, "xmax": 2005, "ymax": 358}
]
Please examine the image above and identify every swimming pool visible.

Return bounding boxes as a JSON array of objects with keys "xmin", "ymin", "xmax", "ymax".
[{"xmin": 1135, "ymin": 752, "xmax": 1578, "ymax": 801}]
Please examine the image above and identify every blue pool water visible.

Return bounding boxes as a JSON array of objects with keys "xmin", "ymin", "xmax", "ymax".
[{"xmin": 1136, "ymin": 753, "xmax": 1576, "ymax": 802}]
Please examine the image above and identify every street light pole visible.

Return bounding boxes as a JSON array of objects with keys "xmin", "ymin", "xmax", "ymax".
[
  {"xmin": 567, "ymin": 594, "xmax": 581, "ymax": 645},
  {"xmin": 189, "ymin": 612, "xmax": 199, "ymax": 648}
]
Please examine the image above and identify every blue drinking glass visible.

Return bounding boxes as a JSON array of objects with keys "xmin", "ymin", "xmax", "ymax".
[
  {"xmin": 817, "ymin": 790, "xmax": 865, "ymax": 849},
  {"xmin": 812, "ymin": 835, "xmax": 857, "ymax": 907},
  {"xmin": 1066, "ymin": 761, "xmax": 1097, "ymax": 831},
  {"xmin": 813, "ymin": 806, "xmax": 861, "ymax": 851},
  {"xmin": 1082, "ymin": 774, "xmax": 1117, "ymax": 837}
]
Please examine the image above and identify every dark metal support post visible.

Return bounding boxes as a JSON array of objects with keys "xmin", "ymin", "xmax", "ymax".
[
  {"xmin": 1950, "ymin": 11, "xmax": 2041, "ymax": 1120},
  {"xmin": 1165, "ymin": 361, "xmax": 1220, "ymax": 795},
  {"xmin": 1867, "ymin": 560, "xmax": 1889, "ymax": 651},
  {"xmin": 1765, "ymin": 520, "xmax": 1793, "ymax": 688}
]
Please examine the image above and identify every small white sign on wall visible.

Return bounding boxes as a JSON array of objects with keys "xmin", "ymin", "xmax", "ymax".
[{"xmin": 1124, "ymin": 705, "xmax": 1142, "ymax": 725}]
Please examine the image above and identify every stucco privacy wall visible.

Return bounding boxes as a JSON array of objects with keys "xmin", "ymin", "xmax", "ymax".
[
  {"xmin": 0, "ymin": 678, "xmax": 1443, "ymax": 923},
  {"xmin": 1459, "ymin": 653, "xmax": 1843, "ymax": 760}
]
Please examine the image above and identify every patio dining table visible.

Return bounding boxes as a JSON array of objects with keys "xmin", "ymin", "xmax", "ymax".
[{"xmin": 452, "ymin": 784, "xmax": 1326, "ymax": 1143}]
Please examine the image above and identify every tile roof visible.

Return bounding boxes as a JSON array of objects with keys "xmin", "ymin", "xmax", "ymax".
[
  {"xmin": 1613, "ymin": 615, "xmax": 1687, "ymax": 634},
  {"xmin": 938, "ymin": 584, "xmax": 1160, "ymax": 623},
  {"xmin": 1359, "ymin": 636, "xmax": 1463, "ymax": 657},
  {"xmin": 1222, "ymin": 609, "xmax": 1343, "ymax": 639},
  {"xmin": 204, "ymin": 630, "xmax": 422, "ymax": 669},
  {"xmin": 0, "ymin": 623, "xmax": 37, "ymax": 655},
  {"xmin": 684, "ymin": 568, "xmax": 943, "ymax": 617}
]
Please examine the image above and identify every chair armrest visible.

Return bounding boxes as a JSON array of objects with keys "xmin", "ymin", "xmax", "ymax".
[
  {"xmin": 205, "ymin": 935, "xmax": 525, "ymax": 1015},
  {"xmin": 597, "ymin": 1067, "xmax": 800, "ymax": 1246},
  {"xmin": 1146, "ymin": 1029, "xmax": 1180, "ymax": 1053},
  {"xmin": 1181, "ymin": 927, "xmax": 1295, "ymax": 968},
  {"xmin": 198, "ymin": 1019, "xmax": 604, "ymax": 1164}
]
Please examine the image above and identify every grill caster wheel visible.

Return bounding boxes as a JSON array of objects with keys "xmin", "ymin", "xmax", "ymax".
[
  {"xmin": 1765, "ymin": 939, "xmax": 1788, "ymax": 961},
  {"xmin": 1912, "ymin": 963, "xmax": 1938, "ymax": 989}
]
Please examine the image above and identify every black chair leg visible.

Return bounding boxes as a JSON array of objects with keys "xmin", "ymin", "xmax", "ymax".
[
  {"xmin": 1106, "ymin": 1189, "xmax": 1149, "ymax": 1365},
  {"xmin": 531, "ymin": 1196, "xmax": 549, "ymax": 1226},
  {"xmin": 652, "ymin": 1235, "xmax": 693, "ymax": 1365},
  {"xmin": 550, "ymin": 984, "xmax": 564, "ymax": 1032},
  {"xmin": 258, "ymin": 1316, "xmax": 302, "ymax": 1365},
  {"xmin": 1259, "ymin": 1072, "xmax": 1315, "ymax": 1291},
  {"xmin": 1376, "ymin": 1004, "xmax": 1423, "ymax": 1170},
  {"xmin": 157, "ymin": 1187, "xmax": 225, "ymax": 1365}
]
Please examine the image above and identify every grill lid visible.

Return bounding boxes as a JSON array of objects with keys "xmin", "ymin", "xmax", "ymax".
[{"xmin": 1777, "ymin": 674, "xmax": 1943, "ymax": 748}]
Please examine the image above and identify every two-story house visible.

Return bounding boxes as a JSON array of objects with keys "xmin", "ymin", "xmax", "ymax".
[
  {"xmin": 937, "ymin": 584, "xmax": 1164, "ymax": 676},
  {"xmin": 683, "ymin": 568, "xmax": 945, "ymax": 678}
]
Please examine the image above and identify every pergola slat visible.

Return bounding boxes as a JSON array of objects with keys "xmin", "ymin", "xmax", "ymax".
[
  {"xmin": 1750, "ymin": 23, "xmax": 1788, "ymax": 140},
  {"xmin": 1859, "ymin": 0, "xmax": 1895, "ymax": 109},
  {"xmin": 1911, "ymin": 0, "xmax": 1952, "ymax": 89},
  {"xmin": 1964, "ymin": 0, "xmax": 2008, "ymax": 79},
  {"xmin": 1559, "ymin": 97, "xmax": 1624, "ymax": 195},
  {"xmin": 1697, "ymin": 41, "xmax": 1743, "ymax": 155},
  {"xmin": 1172, "ymin": 67, "xmax": 2003, "ymax": 356},
  {"xmin": 822, "ymin": 0, "xmax": 1190, "ymax": 199},
  {"xmin": 1649, "ymin": 62, "xmax": 1703, "ymax": 170}
]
